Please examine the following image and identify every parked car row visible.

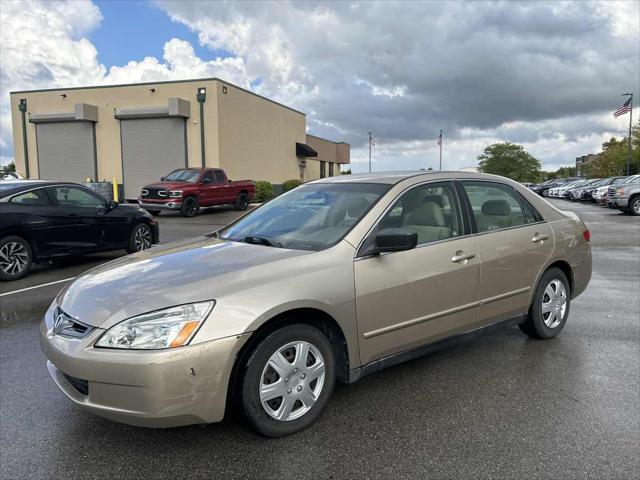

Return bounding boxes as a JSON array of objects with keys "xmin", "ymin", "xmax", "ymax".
[{"xmin": 528, "ymin": 175, "xmax": 640, "ymax": 215}]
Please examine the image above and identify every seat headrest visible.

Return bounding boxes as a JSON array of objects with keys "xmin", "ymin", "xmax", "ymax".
[
  {"xmin": 481, "ymin": 199, "xmax": 511, "ymax": 216},
  {"xmin": 406, "ymin": 201, "xmax": 445, "ymax": 226}
]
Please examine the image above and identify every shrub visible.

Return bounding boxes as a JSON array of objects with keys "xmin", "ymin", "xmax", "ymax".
[
  {"xmin": 282, "ymin": 179, "xmax": 302, "ymax": 192},
  {"xmin": 254, "ymin": 181, "xmax": 274, "ymax": 203}
]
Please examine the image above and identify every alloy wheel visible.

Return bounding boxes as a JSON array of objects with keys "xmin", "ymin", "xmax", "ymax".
[
  {"xmin": 259, "ymin": 341, "xmax": 326, "ymax": 421},
  {"xmin": 541, "ymin": 279, "xmax": 567, "ymax": 329},
  {"xmin": 633, "ymin": 198, "xmax": 640, "ymax": 215},
  {"xmin": 134, "ymin": 226, "xmax": 152, "ymax": 251},
  {"xmin": 0, "ymin": 241, "xmax": 29, "ymax": 275}
]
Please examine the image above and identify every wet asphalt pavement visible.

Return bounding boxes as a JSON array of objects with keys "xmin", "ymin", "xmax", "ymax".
[{"xmin": 1, "ymin": 200, "xmax": 638, "ymax": 479}]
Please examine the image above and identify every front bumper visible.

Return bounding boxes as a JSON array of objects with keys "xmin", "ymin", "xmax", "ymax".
[
  {"xmin": 610, "ymin": 195, "xmax": 629, "ymax": 208},
  {"xmin": 40, "ymin": 315, "xmax": 249, "ymax": 428},
  {"xmin": 138, "ymin": 200, "xmax": 183, "ymax": 211}
]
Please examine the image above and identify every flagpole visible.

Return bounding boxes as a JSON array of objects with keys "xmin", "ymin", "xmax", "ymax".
[
  {"xmin": 439, "ymin": 130, "xmax": 443, "ymax": 170},
  {"xmin": 623, "ymin": 93, "xmax": 633, "ymax": 176},
  {"xmin": 368, "ymin": 131, "xmax": 372, "ymax": 173}
]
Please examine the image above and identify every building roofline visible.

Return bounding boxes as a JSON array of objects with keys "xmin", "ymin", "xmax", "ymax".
[
  {"xmin": 10, "ymin": 77, "xmax": 305, "ymax": 116},
  {"xmin": 306, "ymin": 133, "xmax": 349, "ymax": 145}
]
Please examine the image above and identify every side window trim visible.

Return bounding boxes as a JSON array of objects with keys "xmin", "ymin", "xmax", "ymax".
[{"xmin": 356, "ymin": 180, "xmax": 466, "ymax": 258}]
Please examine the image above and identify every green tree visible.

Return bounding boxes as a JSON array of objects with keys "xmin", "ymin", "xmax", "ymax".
[{"xmin": 477, "ymin": 142, "xmax": 542, "ymax": 182}]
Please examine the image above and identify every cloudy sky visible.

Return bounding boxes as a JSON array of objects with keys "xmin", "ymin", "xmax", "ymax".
[{"xmin": 1, "ymin": 0, "xmax": 638, "ymax": 172}]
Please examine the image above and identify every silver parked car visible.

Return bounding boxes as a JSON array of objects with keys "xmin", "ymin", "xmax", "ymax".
[{"xmin": 41, "ymin": 171, "xmax": 592, "ymax": 436}]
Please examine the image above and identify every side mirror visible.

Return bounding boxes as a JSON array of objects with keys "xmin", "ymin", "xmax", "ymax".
[
  {"xmin": 373, "ymin": 228, "xmax": 417, "ymax": 254},
  {"xmin": 107, "ymin": 200, "xmax": 118, "ymax": 210}
]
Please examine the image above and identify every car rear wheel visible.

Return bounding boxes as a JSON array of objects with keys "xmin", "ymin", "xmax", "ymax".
[
  {"xmin": 239, "ymin": 324, "xmax": 335, "ymax": 437},
  {"xmin": 234, "ymin": 192, "xmax": 249, "ymax": 211},
  {"xmin": 181, "ymin": 197, "xmax": 199, "ymax": 217},
  {"xmin": 127, "ymin": 223, "xmax": 153, "ymax": 253},
  {"xmin": 0, "ymin": 236, "xmax": 32, "ymax": 281},
  {"xmin": 519, "ymin": 267, "xmax": 570, "ymax": 339}
]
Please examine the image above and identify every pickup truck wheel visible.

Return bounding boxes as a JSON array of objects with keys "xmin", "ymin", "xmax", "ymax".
[
  {"xmin": 181, "ymin": 197, "xmax": 199, "ymax": 217},
  {"xmin": 234, "ymin": 193, "xmax": 249, "ymax": 211},
  {"xmin": 0, "ymin": 235, "xmax": 33, "ymax": 281},
  {"xmin": 240, "ymin": 324, "xmax": 335, "ymax": 437}
]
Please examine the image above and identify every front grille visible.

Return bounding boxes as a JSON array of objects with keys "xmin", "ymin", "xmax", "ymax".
[
  {"xmin": 53, "ymin": 308, "xmax": 93, "ymax": 339},
  {"xmin": 63, "ymin": 373, "xmax": 89, "ymax": 396},
  {"xmin": 141, "ymin": 188, "xmax": 168, "ymax": 199},
  {"xmin": 608, "ymin": 186, "xmax": 617, "ymax": 197}
]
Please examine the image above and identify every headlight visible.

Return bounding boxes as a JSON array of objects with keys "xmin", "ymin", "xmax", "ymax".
[
  {"xmin": 95, "ymin": 301, "xmax": 214, "ymax": 350},
  {"xmin": 616, "ymin": 188, "xmax": 626, "ymax": 196},
  {"xmin": 169, "ymin": 190, "xmax": 183, "ymax": 198}
]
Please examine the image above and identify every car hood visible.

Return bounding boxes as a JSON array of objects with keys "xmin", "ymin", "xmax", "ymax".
[
  {"xmin": 57, "ymin": 237, "xmax": 312, "ymax": 328},
  {"xmin": 143, "ymin": 181, "xmax": 194, "ymax": 190}
]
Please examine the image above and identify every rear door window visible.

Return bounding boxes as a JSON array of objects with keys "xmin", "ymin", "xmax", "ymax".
[{"xmin": 462, "ymin": 182, "xmax": 526, "ymax": 233}]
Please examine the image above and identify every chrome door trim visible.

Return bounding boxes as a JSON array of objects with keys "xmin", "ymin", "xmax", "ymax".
[{"xmin": 362, "ymin": 286, "xmax": 530, "ymax": 339}]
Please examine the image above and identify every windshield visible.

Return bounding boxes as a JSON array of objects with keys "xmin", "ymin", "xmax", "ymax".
[
  {"xmin": 220, "ymin": 183, "xmax": 390, "ymax": 251},
  {"xmin": 622, "ymin": 175, "xmax": 640, "ymax": 184},
  {"xmin": 165, "ymin": 169, "xmax": 200, "ymax": 183}
]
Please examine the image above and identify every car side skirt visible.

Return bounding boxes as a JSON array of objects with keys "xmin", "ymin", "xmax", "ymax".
[{"xmin": 348, "ymin": 314, "xmax": 526, "ymax": 383}]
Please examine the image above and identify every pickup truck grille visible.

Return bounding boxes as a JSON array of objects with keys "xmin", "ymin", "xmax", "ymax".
[
  {"xmin": 608, "ymin": 186, "xmax": 617, "ymax": 197},
  {"xmin": 141, "ymin": 188, "xmax": 168, "ymax": 199}
]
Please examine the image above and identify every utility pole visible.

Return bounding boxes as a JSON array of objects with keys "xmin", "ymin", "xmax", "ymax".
[
  {"xmin": 368, "ymin": 131, "xmax": 372, "ymax": 173},
  {"xmin": 438, "ymin": 130, "xmax": 443, "ymax": 170},
  {"xmin": 622, "ymin": 93, "xmax": 633, "ymax": 176}
]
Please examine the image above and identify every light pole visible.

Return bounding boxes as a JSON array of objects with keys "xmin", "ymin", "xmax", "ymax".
[
  {"xmin": 368, "ymin": 131, "xmax": 372, "ymax": 173},
  {"xmin": 622, "ymin": 93, "xmax": 633, "ymax": 176}
]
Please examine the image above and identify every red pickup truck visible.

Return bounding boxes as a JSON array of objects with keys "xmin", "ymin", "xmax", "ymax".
[{"xmin": 138, "ymin": 168, "xmax": 255, "ymax": 217}]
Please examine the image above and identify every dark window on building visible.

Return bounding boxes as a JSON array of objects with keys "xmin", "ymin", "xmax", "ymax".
[
  {"xmin": 329, "ymin": 163, "xmax": 334, "ymax": 176},
  {"xmin": 320, "ymin": 161, "xmax": 326, "ymax": 178}
]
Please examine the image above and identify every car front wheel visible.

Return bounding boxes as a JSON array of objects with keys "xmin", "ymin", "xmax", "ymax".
[
  {"xmin": 240, "ymin": 324, "xmax": 335, "ymax": 437},
  {"xmin": 127, "ymin": 223, "xmax": 153, "ymax": 253},
  {"xmin": 630, "ymin": 196, "xmax": 640, "ymax": 216},
  {"xmin": 519, "ymin": 267, "xmax": 570, "ymax": 339},
  {"xmin": 234, "ymin": 192, "xmax": 249, "ymax": 211},
  {"xmin": 0, "ymin": 235, "xmax": 33, "ymax": 281},
  {"xmin": 181, "ymin": 197, "xmax": 199, "ymax": 217}
]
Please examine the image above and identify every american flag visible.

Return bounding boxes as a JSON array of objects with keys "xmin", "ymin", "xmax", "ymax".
[
  {"xmin": 613, "ymin": 97, "xmax": 632, "ymax": 117},
  {"xmin": 437, "ymin": 130, "xmax": 442, "ymax": 146}
]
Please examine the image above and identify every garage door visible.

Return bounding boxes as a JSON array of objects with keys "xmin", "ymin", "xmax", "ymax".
[
  {"xmin": 120, "ymin": 118, "xmax": 187, "ymax": 199},
  {"xmin": 36, "ymin": 122, "xmax": 96, "ymax": 183}
]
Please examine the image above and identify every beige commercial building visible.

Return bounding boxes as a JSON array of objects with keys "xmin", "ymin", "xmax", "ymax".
[{"xmin": 9, "ymin": 78, "xmax": 349, "ymax": 199}]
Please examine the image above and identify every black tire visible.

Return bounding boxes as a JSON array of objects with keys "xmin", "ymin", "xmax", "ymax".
[
  {"xmin": 181, "ymin": 196, "xmax": 199, "ymax": 217},
  {"xmin": 126, "ymin": 223, "xmax": 153, "ymax": 253},
  {"xmin": 0, "ymin": 235, "xmax": 33, "ymax": 281},
  {"xmin": 239, "ymin": 324, "xmax": 335, "ymax": 437},
  {"xmin": 629, "ymin": 195, "xmax": 640, "ymax": 216},
  {"xmin": 520, "ymin": 267, "xmax": 571, "ymax": 339},
  {"xmin": 234, "ymin": 192, "xmax": 249, "ymax": 211}
]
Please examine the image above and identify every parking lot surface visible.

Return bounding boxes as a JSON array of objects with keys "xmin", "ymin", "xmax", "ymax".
[{"xmin": 1, "ymin": 200, "xmax": 638, "ymax": 479}]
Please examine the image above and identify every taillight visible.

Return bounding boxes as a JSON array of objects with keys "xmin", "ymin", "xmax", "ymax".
[{"xmin": 582, "ymin": 229, "xmax": 591, "ymax": 242}]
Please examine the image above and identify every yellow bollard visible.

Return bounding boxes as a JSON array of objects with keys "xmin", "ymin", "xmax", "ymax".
[{"xmin": 112, "ymin": 177, "xmax": 119, "ymax": 202}]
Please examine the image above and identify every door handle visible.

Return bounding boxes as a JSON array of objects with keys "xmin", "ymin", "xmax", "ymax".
[
  {"xmin": 532, "ymin": 233, "xmax": 549, "ymax": 243},
  {"xmin": 451, "ymin": 251, "xmax": 476, "ymax": 263}
]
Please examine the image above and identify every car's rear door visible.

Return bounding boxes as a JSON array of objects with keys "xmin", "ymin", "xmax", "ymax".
[
  {"xmin": 354, "ymin": 181, "xmax": 481, "ymax": 365},
  {"xmin": 45, "ymin": 185, "xmax": 106, "ymax": 252},
  {"xmin": 459, "ymin": 181, "xmax": 554, "ymax": 325}
]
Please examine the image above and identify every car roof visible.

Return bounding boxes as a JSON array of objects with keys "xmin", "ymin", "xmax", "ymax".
[{"xmin": 309, "ymin": 171, "xmax": 517, "ymax": 185}]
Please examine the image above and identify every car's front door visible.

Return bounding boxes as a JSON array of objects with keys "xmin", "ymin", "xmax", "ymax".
[
  {"xmin": 46, "ymin": 185, "xmax": 107, "ymax": 252},
  {"xmin": 460, "ymin": 181, "xmax": 554, "ymax": 325},
  {"xmin": 354, "ymin": 181, "xmax": 481, "ymax": 365}
]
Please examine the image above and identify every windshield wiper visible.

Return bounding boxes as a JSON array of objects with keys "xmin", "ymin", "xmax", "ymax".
[{"xmin": 243, "ymin": 236, "xmax": 283, "ymax": 247}]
